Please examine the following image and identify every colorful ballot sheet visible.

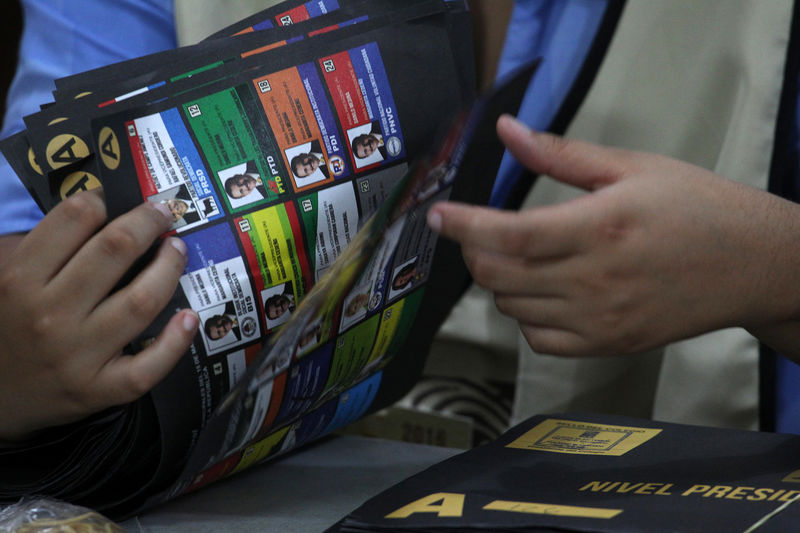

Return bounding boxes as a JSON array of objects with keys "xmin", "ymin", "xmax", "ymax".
[{"xmin": 0, "ymin": 0, "xmax": 538, "ymax": 520}]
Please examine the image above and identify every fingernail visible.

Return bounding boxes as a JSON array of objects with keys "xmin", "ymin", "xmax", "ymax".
[
  {"xmin": 426, "ymin": 207, "xmax": 442, "ymax": 233},
  {"xmin": 169, "ymin": 237, "xmax": 187, "ymax": 258},
  {"xmin": 182, "ymin": 311, "xmax": 199, "ymax": 333},
  {"xmin": 151, "ymin": 201, "xmax": 174, "ymax": 222}
]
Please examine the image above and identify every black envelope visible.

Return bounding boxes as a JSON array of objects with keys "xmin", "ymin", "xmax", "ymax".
[{"xmin": 332, "ymin": 412, "xmax": 800, "ymax": 532}]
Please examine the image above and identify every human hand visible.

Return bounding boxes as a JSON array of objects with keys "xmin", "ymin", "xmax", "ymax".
[
  {"xmin": 427, "ymin": 114, "xmax": 800, "ymax": 357},
  {"xmin": 0, "ymin": 190, "xmax": 198, "ymax": 442}
]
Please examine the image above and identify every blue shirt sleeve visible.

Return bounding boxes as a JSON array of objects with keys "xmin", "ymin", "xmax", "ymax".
[
  {"xmin": 0, "ymin": 0, "xmax": 177, "ymax": 236},
  {"xmin": 490, "ymin": 0, "xmax": 609, "ymax": 207}
]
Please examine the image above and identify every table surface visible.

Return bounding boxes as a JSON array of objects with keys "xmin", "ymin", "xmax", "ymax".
[{"xmin": 121, "ymin": 435, "xmax": 460, "ymax": 533}]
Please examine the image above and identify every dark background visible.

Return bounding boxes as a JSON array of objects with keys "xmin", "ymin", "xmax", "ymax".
[{"xmin": 1, "ymin": 0, "xmax": 22, "ymax": 120}]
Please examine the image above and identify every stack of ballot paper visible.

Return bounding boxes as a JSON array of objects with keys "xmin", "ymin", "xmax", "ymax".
[{"xmin": 0, "ymin": 0, "xmax": 536, "ymax": 520}]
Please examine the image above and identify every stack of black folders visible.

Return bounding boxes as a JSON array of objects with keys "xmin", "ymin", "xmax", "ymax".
[
  {"xmin": 329, "ymin": 412, "xmax": 800, "ymax": 532},
  {"xmin": 0, "ymin": 0, "xmax": 536, "ymax": 521}
]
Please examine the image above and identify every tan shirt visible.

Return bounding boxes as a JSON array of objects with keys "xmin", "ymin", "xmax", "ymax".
[
  {"xmin": 508, "ymin": 0, "xmax": 793, "ymax": 430},
  {"xmin": 174, "ymin": 0, "xmax": 284, "ymax": 45}
]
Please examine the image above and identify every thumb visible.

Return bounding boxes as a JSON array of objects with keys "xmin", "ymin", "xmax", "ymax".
[{"xmin": 496, "ymin": 114, "xmax": 629, "ymax": 191}]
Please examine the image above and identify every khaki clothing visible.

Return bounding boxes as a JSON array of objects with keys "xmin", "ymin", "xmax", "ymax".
[{"xmin": 507, "ymin": 0, "xmax": 793, "ymax": 430}]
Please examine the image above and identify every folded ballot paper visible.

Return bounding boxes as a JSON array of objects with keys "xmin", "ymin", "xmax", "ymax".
[
  {"xmin": 329, "ymin": 413, "xmax": 800, "ymax": 532},
  {"xmin": 0, "ymin": 0, "xmax": 537, "ymax": 520}
]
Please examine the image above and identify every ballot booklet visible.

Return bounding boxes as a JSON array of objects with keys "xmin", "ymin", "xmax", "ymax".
[
  {"xmin": 329, "ymin": 412, "xmax": 800, "ymax": 532},
  {"xmin": 0, "ymin": 0, "xmax": 536, "ymax": 520}
]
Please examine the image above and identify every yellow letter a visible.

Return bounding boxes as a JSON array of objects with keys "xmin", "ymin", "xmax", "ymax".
[{"xmin": 385, "ymin": 492, "xmax": 465, "ymax": 519}]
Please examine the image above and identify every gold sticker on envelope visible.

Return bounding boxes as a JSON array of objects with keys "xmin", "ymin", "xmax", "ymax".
[{"xmin": 507, "ymin": 418, "xmax": 661, "ymax": 456}]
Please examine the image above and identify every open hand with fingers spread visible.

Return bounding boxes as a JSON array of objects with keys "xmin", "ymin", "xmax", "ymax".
[
  {"xmin": 427, "ymin": 114, "xmax": 800, "ymax": 358},
  {"xmin": 0, "ymin": 190, "xmax": 198, "ymax": 442}
]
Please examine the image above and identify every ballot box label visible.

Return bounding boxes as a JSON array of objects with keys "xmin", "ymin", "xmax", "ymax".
[{"xmin": 507, "ymin": 418, "xmax": 661, "ymax": 456}]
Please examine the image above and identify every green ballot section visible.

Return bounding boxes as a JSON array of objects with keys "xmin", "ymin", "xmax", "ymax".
[
  {"xmin": 330, "ymin": 413, "xmax": 800, "ymax": 532},
  {"xmin": 0, "ymin": 0, "xmax": 537, "ymax": 520}
]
